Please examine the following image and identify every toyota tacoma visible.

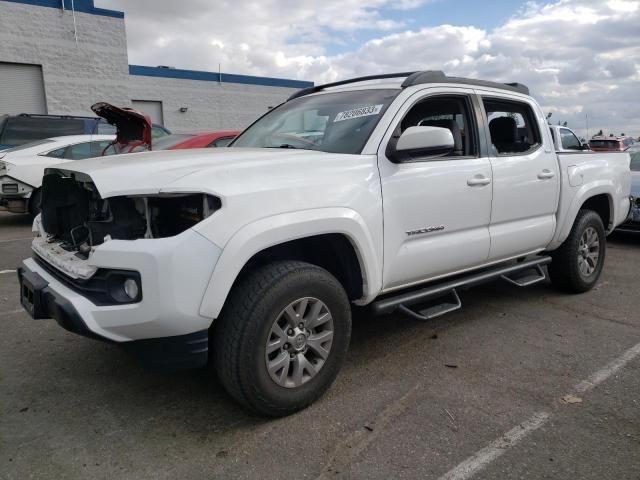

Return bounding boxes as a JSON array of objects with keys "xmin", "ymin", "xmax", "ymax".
[{"xmin": 18, "ymin": 71, "xmax": 632, "ymax": 416}]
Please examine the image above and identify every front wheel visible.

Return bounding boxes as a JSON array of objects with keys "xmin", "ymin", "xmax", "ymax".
[
  {"xmin": 548, "ymin": 209, "xmax": 606, "ymax": 293},
  {"xmin": 212, "ymin": 261, "xmax": 351, "ymax": 416}
]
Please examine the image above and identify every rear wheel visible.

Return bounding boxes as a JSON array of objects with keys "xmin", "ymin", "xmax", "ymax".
[
  {"xmin": 213, "ymin": 260, "xmax": 351, "ymax": 416},
  {"xmin": 548, "ymin": 209, "xmax": 606, "ymax": 293}
]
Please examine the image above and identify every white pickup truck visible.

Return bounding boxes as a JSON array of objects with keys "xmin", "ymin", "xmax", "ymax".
[{"xmin": 18, "ymin": 71, "xmax": 632, "ymax": 416}]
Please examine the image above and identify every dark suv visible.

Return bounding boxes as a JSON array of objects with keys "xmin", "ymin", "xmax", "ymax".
[{"xmin": 0, "ymin": 113, "xmax": 170, "ymax": 150}]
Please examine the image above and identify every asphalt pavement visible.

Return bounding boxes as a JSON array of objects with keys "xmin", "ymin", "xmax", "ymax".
[{"xmin": 1, "ymin": 211, "xmax": 638, "ymax": 480}]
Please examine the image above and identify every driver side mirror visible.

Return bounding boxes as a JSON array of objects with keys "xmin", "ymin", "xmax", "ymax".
[{"xmin": 388, "ymin": 126, "xmax": 454, "ymax": 162}]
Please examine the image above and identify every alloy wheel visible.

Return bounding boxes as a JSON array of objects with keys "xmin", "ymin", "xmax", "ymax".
[{"xmin": 265, "ymin": 297, "xmax": 334, "ymax": 388}]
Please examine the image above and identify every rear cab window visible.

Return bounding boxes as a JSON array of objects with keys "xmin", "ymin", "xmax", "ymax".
[{"xmin": 483, "ymin": 98, "xmax": 541, "ymax": 155}]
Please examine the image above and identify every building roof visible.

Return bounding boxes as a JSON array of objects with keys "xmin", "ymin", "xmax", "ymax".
[
  {"xmin": 129, "ymin": 65, "xmax": 313, "ymax": 90},
  {"xmin": 3, "ymin": 0, "xmax": 124, "ymax": 19}
]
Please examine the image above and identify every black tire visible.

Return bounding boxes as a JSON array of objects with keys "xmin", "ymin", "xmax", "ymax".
[
  {"xmin": 548, "ymin": 209, "xmax": 606, "ymax": 293},
  {"xmin": 28, "ymin": 188, "xmax": 42, "ymax": 217},
  {"xmin": 212, "ymin": 260, "xmax": 351, "ymax": 416}
]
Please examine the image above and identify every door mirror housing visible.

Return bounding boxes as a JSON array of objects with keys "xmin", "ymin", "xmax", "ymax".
[{"xmin": 388, "ymin": 126, "xmax": 454, "ymax": 162}]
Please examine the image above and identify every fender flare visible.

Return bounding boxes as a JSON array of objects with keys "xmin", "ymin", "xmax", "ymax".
[
  {"xmin": 551, "ymin": 181, "xmax": 614, "ymax": 249},
  {"xmin": 198, "ymin": 207, "xmax": 383, "ymax": 319}
]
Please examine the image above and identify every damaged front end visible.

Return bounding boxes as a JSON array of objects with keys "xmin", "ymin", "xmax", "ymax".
[{"xmin": 34, "ymin": 169, "xmax": 220, "ymax": 287}]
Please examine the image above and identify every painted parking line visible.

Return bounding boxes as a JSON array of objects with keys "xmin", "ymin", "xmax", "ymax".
[
  {"xmin": 438, "ymin": 340, "xmax": 640, "ymax": 480},
  {"xmin": 1, "ymin": 308, "xmax": 25, "ymax": 316},
  {"xmin": 438, "ymin": 412, "xmax": 551, "ymax": 480},
  {"xmin": 0, "ymin": 269, "xmax": 17, "ymax": 274}
]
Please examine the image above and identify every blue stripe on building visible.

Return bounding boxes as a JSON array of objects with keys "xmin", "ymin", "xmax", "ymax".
[
  {"xmin": 129, "ymin": 65, "xmax": 314, "ymax": 89},
  {"xmin": 1, "ymin": 0, "xmax": 124, "ymax": 18}
]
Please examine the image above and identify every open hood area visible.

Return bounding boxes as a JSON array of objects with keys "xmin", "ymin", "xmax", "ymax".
[{"xmin": 91, "ymin": 102, "xmax": 152, "ymax": 153}]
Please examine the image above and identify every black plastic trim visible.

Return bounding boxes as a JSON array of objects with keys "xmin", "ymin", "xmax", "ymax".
[
  {"xmin": 33, "ymin": 255, "xmax": 142, "ymax": 306},
  {"xmin": 288, "ymin": 70, "xmax": 530, "ymax": 101},
  {"xmin": 17, "ymin": 263, "xmax": 106, "ymax": 341},
  {"xmin": 287, "ymin": 71, "xmax": 416, "ymax": 101},
  {"xmin": 120, "ymin": 330, "xmax": 209, "ymax": 372}
]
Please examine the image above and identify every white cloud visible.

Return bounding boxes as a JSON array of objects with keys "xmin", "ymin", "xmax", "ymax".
[{"xmin": 97, "ymin": 0, "xmax": 640, "ymax": 137}]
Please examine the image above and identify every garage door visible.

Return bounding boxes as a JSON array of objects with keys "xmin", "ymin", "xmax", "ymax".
[
  {"xmin": 0, "ymin": 63, "xmax": 47, "ymax": 115},
  {"xmin": 131, "ymin": 100, "xmax": 164, "ymax": 125}
]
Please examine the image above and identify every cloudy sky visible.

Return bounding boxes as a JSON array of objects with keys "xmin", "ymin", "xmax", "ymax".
[{"xmin": 97, "ymin": 0, "xmax": 640, "ymax": 138}]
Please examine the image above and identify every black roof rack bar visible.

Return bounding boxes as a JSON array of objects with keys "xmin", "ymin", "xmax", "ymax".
[
  {"xmin": 400, "ymin": 71, "xmax": 529, "ymax": 95},
  {"xmin": 287, "ymin": 71, "xmax": 417, "ymax": 101},
  {"xmin": 400, "ymin": 70, "xmax": 447, "ymax": 87},
  {"xmin": 288, "ymin": 70, "xmax": 530, "ymax": 100}
]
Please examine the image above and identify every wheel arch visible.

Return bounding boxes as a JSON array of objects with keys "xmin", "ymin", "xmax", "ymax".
[
  {"xmin": 550, "ymin": 183, "xmax": 616, "ymax": 250},
  {"xmin": 199, "ymin": 208, "xmax": 383, "ymax": 320}
]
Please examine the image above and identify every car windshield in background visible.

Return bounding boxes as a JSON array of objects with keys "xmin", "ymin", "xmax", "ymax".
[
  {"xmin": 232, "ymin": 89, "xmax": 399, "ymax": 154},
  {"xmin": 630, "ymin": 152, "xmax": 640, "ymax": 171},
  {"xmin": 153, "ymin": 133, "xmax": 195, "ymax": 150}
]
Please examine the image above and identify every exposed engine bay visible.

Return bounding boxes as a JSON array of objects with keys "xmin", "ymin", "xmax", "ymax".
[{"xmin": 38, "ymin": 171, "xmax": 220, "ymax": 261}]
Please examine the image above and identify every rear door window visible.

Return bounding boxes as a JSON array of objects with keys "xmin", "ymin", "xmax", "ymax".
[{"xmin": 483, "ymin": 99, "xmax": 541, "ymax": 155}]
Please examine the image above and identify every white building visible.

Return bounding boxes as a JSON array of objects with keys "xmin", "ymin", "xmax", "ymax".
[{"xmin": 0, "ymin": 0, "xmax": 313, "ymax": 131}]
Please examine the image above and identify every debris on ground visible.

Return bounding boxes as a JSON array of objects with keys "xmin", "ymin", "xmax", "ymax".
[{"xmin": 561, "ymin": 394, "xmax": 583, "ymax": 404}]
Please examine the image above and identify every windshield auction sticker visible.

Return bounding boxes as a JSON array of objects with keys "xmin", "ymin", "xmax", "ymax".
[{"xmin": 334, "ymin": 104, "xmax": 384, "ymax": 122}]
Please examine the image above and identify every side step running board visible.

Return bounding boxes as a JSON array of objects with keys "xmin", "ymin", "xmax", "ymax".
[
  {"xmin": 372, "ymin": 256, "xmax": 552, "ymax": 318},
  {"xmin": 397, "ymin": 290, "xmax": 461, "ymax": 322},
  {"xmin": 501, "ymin": 264, "xmax": 546, "ymax": 287}
]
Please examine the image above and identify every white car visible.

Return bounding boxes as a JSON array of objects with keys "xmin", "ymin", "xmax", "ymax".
[
  {"xmin": 18, "ymin": 71, "xmax": 632, "ymax": 416},
  {"xmin": 0, "ymin": 135, "xmax": 115, "ymax": 215}
]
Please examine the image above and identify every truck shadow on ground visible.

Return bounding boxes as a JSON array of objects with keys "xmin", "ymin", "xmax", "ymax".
[
  {"xmin": 0, "ymin": 212, "xmax": 31, "ymax": 227},
  {"xmin": 13, "ymin": 234, "xmax": 636, "ymax": 441},
  {"xmin": 26, "ymin": 277, "xmax": 556, "ymax": 438}
]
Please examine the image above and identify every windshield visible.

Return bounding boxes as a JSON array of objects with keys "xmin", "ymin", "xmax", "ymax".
[
  {"xmin": 153, "ymin": 133, "xmax": 195, "ymax": 150},
  {"xmin": 232, "ymin": 89, "xmax": 399, "ymax": 154}
]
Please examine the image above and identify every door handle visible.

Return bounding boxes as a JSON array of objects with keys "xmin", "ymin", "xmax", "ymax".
[
  {"xmin": 537, "ymin": 169, "xmax": 555, "ymax": 180},
  {"xmin": 467, "ymin": 175, "xmax": 491, "ymax": 186}
]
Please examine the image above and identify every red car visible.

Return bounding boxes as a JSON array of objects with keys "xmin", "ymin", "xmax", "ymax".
[
  {"xmin": 589, "ymin": 135, "xmax": 635, "ymax": 152},
  {"xmin": 153, "ymin": 131, "xmax": 240, "ymax": 150}
]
